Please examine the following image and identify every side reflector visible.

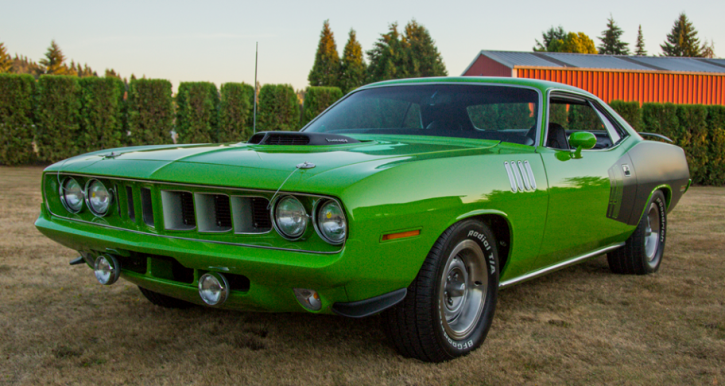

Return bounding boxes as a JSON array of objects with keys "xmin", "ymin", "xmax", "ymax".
[{"xmin": 382, "ymin": 230, "xmax": 420, "ymax": 241}]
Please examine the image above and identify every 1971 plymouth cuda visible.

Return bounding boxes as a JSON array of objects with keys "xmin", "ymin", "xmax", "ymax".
[{"xmin": 36, "ymin": 77, "xmax": 690, "ymax": 362}]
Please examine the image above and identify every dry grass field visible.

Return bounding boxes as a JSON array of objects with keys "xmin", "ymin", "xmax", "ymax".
[{"xmin": 1, "ymin": 166, "xmax": 723, "ymax": 386}]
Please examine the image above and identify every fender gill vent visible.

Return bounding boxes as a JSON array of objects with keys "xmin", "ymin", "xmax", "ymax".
[
  {"xmin": 251, "ymin": 197, "xmax": 272, "ymax": 230},
  {"xmin": 265, "ymin": 134, "xmax": 310, "ymax": 145},
  {"xmin": 504, "ymin": 161, "xmax": 537, "ymax": 193},
  {"xmin": 214, "ymin": 195, "xmax": 232, "ymax": 229}
]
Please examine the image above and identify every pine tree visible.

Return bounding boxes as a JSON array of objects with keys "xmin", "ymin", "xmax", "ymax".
[
  {"xmin": 598, "ymin": 16, "xmax": 630, "ymax": 55},
  {"xmin": 39, "ymin": 40, "xmax": 70, "ymax": 75},
  {"xmin": 10, "ymin": 55, "xmax": 41, "ymax": 76},
  {"xmin": 534, "ymin": 26, "xmax": 567, "ymax": 52},
  {"xmin": 338, "ymin": 29, "xmax": 366, "ymax": 94},
  {"xmin": 366, "ymin": 23, "xmax": 411, "ymax": 83},
  {"xmin": 308, "ymin": 20, "xmax": 340, "ymax": 87},
  {"xmin": 0, "ymin": 43, "xmax": 12, "ymax": 73},
  {"xmin": 702, "ymin": 40, "xmax": 716, "ymax": 59},
  {"xmin": 661, "ymin": 13, "xmax": 704, "ymax": 57},
  {"xmin": 635, "ymin": 25, "xmax": 647, "ymax": 56},
  {"xmin": 105, "ymin": 69, "xmax": 122, "ymax": 79},
  {"xmin": 404, "ymin": 20, "xmax": 447, "ymax": 77}
]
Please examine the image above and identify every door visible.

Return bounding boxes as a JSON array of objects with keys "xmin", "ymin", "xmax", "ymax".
[{"xmin": 534, "ymin": 92, "xmax": 636, "ymax": 269}]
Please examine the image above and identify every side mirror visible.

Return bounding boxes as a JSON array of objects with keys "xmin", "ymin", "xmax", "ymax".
[{"xmin": 568, "ymin": 131, "xmax": 597, "ymax": 158}]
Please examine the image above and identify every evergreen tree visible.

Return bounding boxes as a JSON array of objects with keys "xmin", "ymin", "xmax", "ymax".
[
  {"xmin": 534, "ymin": 26, "xmax": 567, "ymax": 52},
  {"xmin": 338, "ymin": 29, "xmax": 366, "ymax": 94},
  {"xmin": 561, "ymin": 32, "xmax": 598, "ymax": 54},
  {"xmin": 598, "ymin": 16, "xmax": 630, "ymax": 55},
  {"xmin": 39, "ymin": 40, "xmax": 70, "ymax": 75},
  {"xmin": 0, "ymin": 43, "xmax": 11, "ymax": 73},
  {"xmin": 661, "ymin": 13, "xmax": 704, "ymax": 57},
  {"xmin": 105, "ymin": 69, "xmax": 122, "ymax": 79},
  {"xmin": 635, "ymin": 25, "xmax": 647, "ymax": 56},
  {"xmin": 10, "ymin": 55, "xmax": 41, "ymax": 76},
  {"xmin": 366, "ymin": 23, "xmax": 411, "ymax": 83},
  {"xmin": 404, "ymin": 20, "xmax": 447, "ymax": 77},
  {"xmin": 702, "ymin": 40, "xmax": 716, "ymax": 59},
  {"xmin": 308, "ymin": 20, "xmax": 340, "ymax": 87}
]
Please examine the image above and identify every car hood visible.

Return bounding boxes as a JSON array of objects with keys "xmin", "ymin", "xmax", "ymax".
[{"xmin": 45, "ymin": 136, "xmax": 502, "ymax": 194}]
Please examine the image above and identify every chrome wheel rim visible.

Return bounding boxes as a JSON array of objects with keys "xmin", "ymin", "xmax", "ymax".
[
  {"xmin": 439, "ymin": 239, "xmax": 488, "ymax": 340},
  {"xmin": 644, "ymin": 202, "xmax": 661, "ymax": 262}
]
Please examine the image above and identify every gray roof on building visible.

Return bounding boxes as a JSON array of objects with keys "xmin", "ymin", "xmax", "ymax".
[{"xmin": 467, "ymin": 50, "xmax": 725, "ymax": 74}]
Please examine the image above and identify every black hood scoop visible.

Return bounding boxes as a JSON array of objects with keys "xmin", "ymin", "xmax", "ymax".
[{"xmin": 247, "ymin": 131, "xmax": 360, "ymax": 146}]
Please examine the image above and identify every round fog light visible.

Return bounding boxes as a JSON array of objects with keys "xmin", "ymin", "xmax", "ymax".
[
  {"xmin": 94, "ymin": 255, "xmax": 120, "ymax": 285},
  {"xmin": 293, "ymin": 288, "xmax": 322, "ymax": 311},
  {"xmin": 198, "ymin": 273, "xmax": 229, "ymax": 306}
]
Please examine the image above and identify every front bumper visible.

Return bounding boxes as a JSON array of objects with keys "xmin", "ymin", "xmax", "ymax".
[{"xmin": 35, "ymin": 204, "xmax": 411, "ymax": 314}]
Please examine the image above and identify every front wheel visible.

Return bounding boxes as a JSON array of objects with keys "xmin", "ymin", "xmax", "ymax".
[
  {"xmin": 382, "ymin": 219, "xmax": 499, "ymax": 362},
  {"xmin": 608, "ymin": 190, "xmax": 667, "ymax": 275}
]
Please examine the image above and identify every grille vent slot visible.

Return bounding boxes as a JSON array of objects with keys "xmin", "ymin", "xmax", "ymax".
[
  {"xmin": 140, "ymin": 188, "xmax": 154, "ymax": 227},
  {"xmin": 231, "ymin": 196, "xmax": 271, "ymax": 233},
  {"xmin": 126, "ymin": 186, "xmax": 135, "ymax": 221},
  {"xmin": 161, "ymin": 191, "xmax": 196, "ymax": 230},
  {"xmin": 251, "ymin": 198, "xmax": 272, "ymax": 230},
  {"xmin": 214, "ymin": 195, "xmax": 232, "ymax": 229},
  {"xmin": 194, "ymin": 193, "xmax": 232, "ymax": 232}
]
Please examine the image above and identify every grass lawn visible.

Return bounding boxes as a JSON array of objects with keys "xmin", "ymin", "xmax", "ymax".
[{"xmin": 1, "ymin": 166, "xmax": 723, "ymax": 385}]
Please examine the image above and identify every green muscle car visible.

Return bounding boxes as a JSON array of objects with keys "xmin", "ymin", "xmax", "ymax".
[{"xmin": 36, "ymin": 77, "xmax": 691, "ymax": 362}]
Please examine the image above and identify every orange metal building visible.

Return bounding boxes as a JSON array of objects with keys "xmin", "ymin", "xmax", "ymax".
[{"xmin": 462, "ymin": 51, "xmax": 725, "ymax": 105}]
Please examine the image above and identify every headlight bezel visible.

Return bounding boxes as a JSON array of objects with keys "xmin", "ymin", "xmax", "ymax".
[
  {"xmin": 313, "ymin": 199, "xmax": 347, "ymax": 245},
  {"xmin": 271, "ymin": 195, "xmax": 309, "ymax": 240},
  {"xmin": 59, "ymin": 177, "xmax": 84, "ymax": 214},
  {"xmin": 84, "ymin": 178, "xmax": 113, "ymax": 217}
]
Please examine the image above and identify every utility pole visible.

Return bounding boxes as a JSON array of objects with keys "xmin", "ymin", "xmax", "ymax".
[{"xmin": 253, "ymin": 42, "xmax": 258, "ymax": 135}]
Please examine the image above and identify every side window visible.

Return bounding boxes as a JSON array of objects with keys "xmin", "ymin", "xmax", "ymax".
[{"xmin": 548, "ymin": 97, "xmax": 622, "ymax": 150}]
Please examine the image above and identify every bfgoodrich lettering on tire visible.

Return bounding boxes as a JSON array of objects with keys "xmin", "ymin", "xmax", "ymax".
[
  {"xmin": 382, "ymin": 219, "xmax": 499, "ymax": 362},
  {"xmin": 608, "ymin": 190, "xmax": 667, "ymax": 275}
]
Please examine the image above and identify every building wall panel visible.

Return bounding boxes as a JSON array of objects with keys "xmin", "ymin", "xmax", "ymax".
[
  {"xmin": 463, "ymin": 55, "xmax": 513, "ymax": 77},
  {"xmin": 515, "ymin": 68, "xmax": 725, "ymax": 105}
]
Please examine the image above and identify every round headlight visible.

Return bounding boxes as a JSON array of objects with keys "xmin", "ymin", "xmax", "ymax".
[
  {"xmin": 60, "ymin": 177, "xmax": 84, "ymax": 213},
  {"xmin": 85, "ymin": 179, "xmax": 112, "ymax": 216},
  {"xmin": 315, "ymin": 200, "xmax": 346, "ymax": 245},
  {"xmin": 273, "ymin": 196, "xmax": 308, "ymax": 239},
  {"xmin": 198, "ymin": 273, "xmax": 229, "ymax": 306}
]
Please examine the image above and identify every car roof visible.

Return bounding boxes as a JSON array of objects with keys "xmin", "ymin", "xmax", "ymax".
[{"xmin": 357, "ymin": 76, "xmax": 596, "ymax": 99}]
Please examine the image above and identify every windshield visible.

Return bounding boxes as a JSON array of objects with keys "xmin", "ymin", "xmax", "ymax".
[{"xmin": 303, "ymin": 84, "xmax": 540, "ymax": 145}]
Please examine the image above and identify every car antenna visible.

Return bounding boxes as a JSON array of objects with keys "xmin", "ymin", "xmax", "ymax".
[
  {"xmin": 267, "ymin": 162, "xmax": 316, "ymax": 209},
  {"xmin": 253, "ymin": 42, "xmax": 258, "ymax": 136}
]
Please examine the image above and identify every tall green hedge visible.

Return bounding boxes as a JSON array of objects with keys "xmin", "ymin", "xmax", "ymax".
[
  {"xmin": 609, "ymin": 100, "xmax": 642, "ymax": 131},
  {"xmin": 0, "ymin": 74, "xmax": 36, "ymax": 165},
  {"xmin": 301, "ymin": 86, "xmax": 343, "ymax": 127},
  {"xmin": 641, "ymin": 103, "xmax": 679, "ymax": 141},
  {"xmin": 706, "ymin": 106, "xmax": 725, "ymax": 186},
  {"xmin": 176, "ymin": 82, "xmax": 219, "ymax": 143},
  {"xmin": 677, "ymin": 105, "xmax": 709, "ymax": 184},
  {"xmin": 127, "ymin": 79, "xmax": 174, "ymax": 146},
  {"xmin": 78, "ymin": 77, "xmax": 126, "ymax": 154},
  {"xmin": 257, "ymin": 84, "xmax": 300, "ymax": 132},
  {"xmin": 35, "ymin": 75, "xmax": 81, "ymax": 163},
  {"xmin": 218, "ymin": 82, "xmax": 254, "ymax": 142}
]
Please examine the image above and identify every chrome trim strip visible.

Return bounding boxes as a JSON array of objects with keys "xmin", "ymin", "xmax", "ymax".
[
  {"xmin": 523, "ymin": 161, "xmax": 537, "ymax": 190},
  {"xmin": 499, "ymin": 243, "xmax": 624, "ymax": 289},
  {"xmin": 510, "ymin": 160, "xmax": 525, "ymax": 192},
  {"xmin": 503, "ymin": 162, "xmax": 517, "ymax": 193},
  {"xmin": 517, "ymin": 161, "xmax": 531, "ymax": 191},
  {"xmin": 45, "ymin": 211, "xmax": 343, "ymax": 255}
]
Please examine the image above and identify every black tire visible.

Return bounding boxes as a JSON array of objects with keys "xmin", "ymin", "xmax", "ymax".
[
  {"xmin": 138, "ymin": 286, "xmax": 194, "ymax": 309},
  {"xmin": 382, "ymin": 219, "xmax": 499, "ymax": 362},
  {"xmin": 608, "ymin": 190, "xmax": 667, "ymax": 275}
]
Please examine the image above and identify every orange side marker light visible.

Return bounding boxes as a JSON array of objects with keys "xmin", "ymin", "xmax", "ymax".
[{"xmin": 382, "ymin": 230, "xmax": 421, "ymax": 241}]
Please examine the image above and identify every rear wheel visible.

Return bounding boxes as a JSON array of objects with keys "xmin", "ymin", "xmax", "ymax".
[
  {"xmin": 382, "ymin": 219, "xmax": 499, "ymax": 362},
  {"xmin": 138, "ymin": 286, "xmax": 194, "ymax": 309},
  {"xmin": 608, "ymin": 190, "xmax": 667, "ymax": 275}
]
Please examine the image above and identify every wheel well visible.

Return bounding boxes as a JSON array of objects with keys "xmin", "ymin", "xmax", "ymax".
[
  {"xmin": 659, "ymin": 187, "xmax": 672, "ymax": 209},
  {"xmin": 477, "ymin": 214, "xmax": 511, "ymax": 276}
]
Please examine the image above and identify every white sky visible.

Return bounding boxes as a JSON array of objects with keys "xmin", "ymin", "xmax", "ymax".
[{"xmin": 2, "ymin": 0, "xmax": 723, "ymax": 92}]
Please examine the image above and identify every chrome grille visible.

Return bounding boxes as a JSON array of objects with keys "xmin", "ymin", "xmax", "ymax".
[{"xmin": 251, "ymin": 197, "xmax": 272, "ymax": 230}]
